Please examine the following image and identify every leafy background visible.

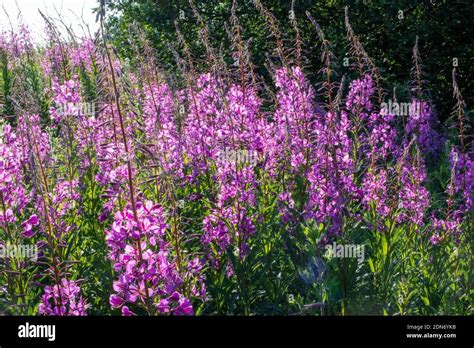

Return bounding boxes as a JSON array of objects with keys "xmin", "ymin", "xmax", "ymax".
[{"xmin": 104, "ymin": 0, "xmax": 474, "ymax": 123}]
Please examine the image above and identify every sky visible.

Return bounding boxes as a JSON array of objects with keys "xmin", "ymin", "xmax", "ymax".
[{"xmin": 0, "ymin": 0, "xmax": 99, "ymax": 42}]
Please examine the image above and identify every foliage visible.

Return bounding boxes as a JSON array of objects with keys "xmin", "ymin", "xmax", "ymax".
[
  {"xmin": 104, "ymin": 0, "xmax": 474, "ymax": 123},
  {"xmin": 0, "ymin": 1, "xmax": 472, "ymax": 316}
]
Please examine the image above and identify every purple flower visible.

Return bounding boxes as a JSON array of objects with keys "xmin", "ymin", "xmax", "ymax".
[
  {"xmin": 361, "ymin": 169, "xmax": 390, "ymax": 217},
  {"xmin": 429, "ymin": 233, "xmax": 441, "ymax": 246},
  {"xmin": 21, "ymin": 214, "xmax": 39, "ymax": 238},
  {"xmin": 121, "ymin": 306, "xmax": 135, "ymax": 316},
  {"xmin": 106, "ymin": 200, "xmax": 203, "ymax": 315},
  {"xmin": 397, "ymin": 159, "xmax": 430, "ymax": 226},
  {"xmin": 175, "ymin": 297, "xmax": 194, "ymax": 316},
  {"xmin": 110, "ymin": 294, "xmax": 125, "ymax": 308},
  {"xmin": 346, "ymin": 74, "xmax": 374, "ymax": 114},
  {"xmin": 449, "ymin": 147, "xmax": 473, "ymax": 213},
  {"xmin": 38, "ymin": 278, "xmax": 88, "ymax": 316},
  {"xmin": 405, "ymin": 99, "xmax": 443, "ymax": 156}
]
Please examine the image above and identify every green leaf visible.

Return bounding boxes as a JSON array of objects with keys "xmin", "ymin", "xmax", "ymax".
[{"xmin": 368, "ymin": 258, "xmax": 375, "ymax": 273}]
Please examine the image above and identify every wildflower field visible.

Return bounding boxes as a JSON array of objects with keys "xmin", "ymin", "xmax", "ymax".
[{"xmin": 0, "ymin": 1, "xmax": 472, "ymax": 316}]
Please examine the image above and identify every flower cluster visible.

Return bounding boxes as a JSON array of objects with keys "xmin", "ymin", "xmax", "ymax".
[
  {"xmin": 106, "ymin": 201, "xmax": 203, "ymax": 315},
  {"xmin": 405, "ymin": 100, "xmax": 443, "ymax": 156},
  {"xmin": 361, "ymin": 169, "xmax": 390, "ymax": 217},
  {"xmin": 368, "ymin": 111, "xmax": 397, "ymax": 162},
  {"xmin": 38, "ymin": 278, "xmax": 88, "ymax": 316},
  {"xmin": 182, "ymin": 73, "xmax": 222, "ymax": 177},
  {"xmin": 50, "ymin": 75, "xmax": 82, "ymax": 123},
  {"xmin": 449, "ymin": 147, "xmax": 474, "ymax": 213},
  {"xmin": 1, "ymin": 18, "xmax": 472, "ymax": 317},
  {"xmin": 142, "ymin": 83, "xmax": 183, "ymax": 179},
  {"xmin": 0, "ymin": 25, "xmax": 33, "ymax": 58},
  {"xmin": 69, "ymin": 38, "xmax": 96, "ymax": 72},
  {"xmin": 430, "ymin": 147, "xmax": 474, "ymax": 245},
  {"xmin": 397, "ymin": 159, "xmax": 430, "ymax": 226},
  {"xmin": 274, "ymin": 66, "xmax": 318, "ymax": 171},
  {"xmin": 0, "ymin": 124, "xmax": 29, "ymax": 218},
  {"xmin": 202, "ymin": 84, "xmax": 261, "ymax": 262},
  {"xmin": 346, "ymin": 74, "xmax": 374, "ymax": 116}
]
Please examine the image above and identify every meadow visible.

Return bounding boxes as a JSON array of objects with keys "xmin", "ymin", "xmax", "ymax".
[{"xmin": 0, "ymin": 1, "xmax": 472, "ymax": 316}]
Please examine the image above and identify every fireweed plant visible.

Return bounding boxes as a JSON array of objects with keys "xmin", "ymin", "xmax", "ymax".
[{"xmin": 0, "ymin": 3, "xmax": 472, "ymax": 316}]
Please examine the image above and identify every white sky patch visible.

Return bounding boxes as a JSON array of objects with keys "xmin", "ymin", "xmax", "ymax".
[{"xmin": 0, "ymin": 0, "xmax": 99, "ymax": 43}]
